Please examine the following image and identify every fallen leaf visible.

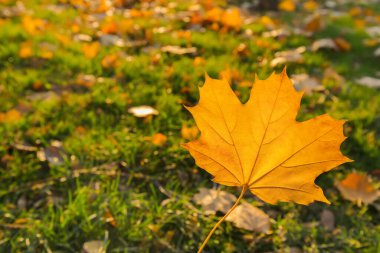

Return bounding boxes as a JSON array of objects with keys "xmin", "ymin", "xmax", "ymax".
[
  {"xmin": 270, "ymin": 47, "xmax": 306, "ymax": 67},
  {"xmin": 83, "ymin": 241, "xmax": 106, "ymax": 253},
  {"xmin": 226, "ymin": 202, "xmax": 270, "ymax": 233},
  {"xmin": 336, "ymin": 172, "xmax": 379, "ymax": 205},
  {"xmin": 304, "ymin": 15, "xmax": 322, "ymax": 32},
  {"xmin": 101, "ymin": 20, "xmax": 118, "ymax": 34},
  {"xmin": 82, "ymin": 42, "xmax": 100, "ymax": 59},
  {"xmin": 128, "ymin": 105, "xmax": 159, "ymax": 117},
  {"xmin": 76, "ymin": 74, "xmax": 97, "ymax": 88},
  {"xmin": 151, "ymin": 133, "xmax": 168, "ymax": 146},
  {"xmin": 104, "ymin": 208, "xmax": 117, "ymax": 227},
  {"xmin": 0, "ymin": 109, "xmax": 22, "ymax": 123},
  {"xmin": 334, "ymin": 38, "xmax": 351, "ymax": 51},
  {"xmin": 183, "ymin": 69, "xmax": 351, "ymax": 204},
  {"xmin": 356, "ymin": 77, "xmax": 380, "ymax": 88},
  {"xmin": 375, "ymin": 47, "xmax": 380, "ymax": 57},
  {"xmin": 19, "ymin": 41, "xmax": 33, "ymax": 58},
  {"xmin": 22, "ymin": 16, "xmax": 46, "ymax": 35},
  {"xmin": 221, "ymin": 8, "xmax": 242, "ymax": 30},
  {"xmin": 323, "ymin": 68, "xmax": 345, "ymax": 86},
  {"xmin": 181, "ymin": 124, "xmax": 199, "ymax": 140},
  {"xmin": 320, "ymin": 209, "xmax": 335, "ymax": 231},
  {"xmin": 193, "ymin": 57, "xmax": 206, "ymax": 66},
  {"xmin": 161, "ymin": 45, "xmax": 197, "ymax": 55},
  {"xmin": 291, "ymin": 73, "xmax": 324, "ymax": 95},
  {"xmin": 366, "ymin": 26, "xmax": 380, "ymax": 38},
  {"xmin": 39, "ymin": 43, "xmax": 56, "ymax": 59},
  {"xmin": 259, "ymin": 16, "xmax": 276, "ymax": 30},
  {"xmin": 278, "ymin": 0, "xmax": 296, "ymax": 12},
  {"xmin": 99, "ymin": 34, "xmax": 125, "ymax": 47},
  {"xmin": 303, "ymin": 0, "xmax": 318, "ymax": 11},
  {"xmin": 311, "ymin": 38, "xmax": 338, "ymax": 51},
  {"xmin": 101, "ymin": 53, "xmax": 120, "ymax": 68},
  {"xmin": 37, "ymin": 140, "xmax": 66, "ymax": 166},
  {"xmin": 193, "ymin": 187, "xmax": 237, "ymax": 215},
  {"xmin": 219, "ymin": 68, "xmax": 242, "ymax": 84},
  {"xmin": 74, "ymin": 34, "xmax": 92, "ymax": 42},
  {"xmin": 204, "ymin": 7, "xmax": 222, "ymax": 23},
  {"xmin": 233, "ymin": 43, "xmax": 249, "ymax": 57}
]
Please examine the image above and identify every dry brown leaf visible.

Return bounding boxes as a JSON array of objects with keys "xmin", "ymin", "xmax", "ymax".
[
  {"xmin": 104, "ymin": 208, "xmax": 117, "ymax": 227},
  {"xmin": 226, "ymin": 202, "xmax": 270, "ymax": 233},
  {"xmin": 334, "ymin": 38, "xmax": 351, "ymax": 51},
  {"xmin": 336, "ymin": 172, "xmax": 379, "ymax": 205},
  {"xmin": 304, "ymin": 15, "xmax": 322, "ymax": 32},
  {"xmin": 193, "ymin": 188, "xmax": 237, "ymax": 215}
]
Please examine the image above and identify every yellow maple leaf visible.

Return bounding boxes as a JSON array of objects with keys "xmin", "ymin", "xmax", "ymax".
[
  {"xmin": 184, "ymin": 68, "xmax": 351, "ymax": 205},
  {"xmin": 184, "ymin": 68, "xmax": 352, "ymax": 252}
]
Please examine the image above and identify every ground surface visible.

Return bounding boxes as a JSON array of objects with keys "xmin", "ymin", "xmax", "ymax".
[{"xmin": 0, "ymin": 0, "xmax": 379, "ymax": 252}]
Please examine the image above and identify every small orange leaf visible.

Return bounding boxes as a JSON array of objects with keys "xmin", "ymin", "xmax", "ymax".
[
  {"xmin": 0, "ymin": 109, "xmax": 22, "ymax": 123},
  {"xmin": 22, "ymin": 16, "xmax": 46, "ymax": 35},
  {"xmin": 278, "ymin": 0, "xmax": 296, "ymax": 12},
  {"xmin": 221, "ymin": 8, "xmax": 242, "ymax": 30},
  {"xmin": 19, "ymin": 41, "xmax": 33, "ymax": 58},
  {"xmin": 204, "ymin": 7, "xmax": 222, "ymax": 23},
  {"xmin": 101, "ymin": 53, "xmax": 120, "ymax": 68},
  {"xmin": 193, "ymin": 57, "xmax": 206, "ymax": 67},
  {"xmin": 151, "ymin": 133, "xmax": 168, "ymax": 146},
  {"xmin": 82, "ymin": 42, "xmax": 100, "ymax": 59},
  {"xmin": 101, "ymin": 20, "xmax": 118, "ymax": 34},
  {"xmin": 181, "ymin": 124, "xmax": 199, "ymax": 140},
  {"xmin": 336, "ymin": 172, "xmax": 379, "ymax": 205},
  {"xmin": 303, "ymin": 0, "xmax": 319, "ymax": 11}
]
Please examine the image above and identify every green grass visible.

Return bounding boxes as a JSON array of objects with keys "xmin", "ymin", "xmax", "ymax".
[{"xmin": 0, "ymin": 0, "xmax": 379, "ymax": 252}]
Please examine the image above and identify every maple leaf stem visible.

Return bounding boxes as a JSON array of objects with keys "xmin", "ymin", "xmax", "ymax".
[{"xmin": 197, "ymin": 185, "xmax": 248, "ymax": 253}]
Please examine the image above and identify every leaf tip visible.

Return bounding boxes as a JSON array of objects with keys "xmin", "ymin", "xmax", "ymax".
[{"xmin": 204, "ymin": 72, "xmax": 211, "ymax": 81}]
